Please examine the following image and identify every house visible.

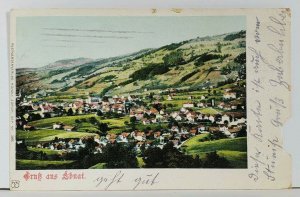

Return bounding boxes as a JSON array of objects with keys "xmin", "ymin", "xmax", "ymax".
[
  {"xmin": 209, "ymin": 115, "xmax": 215, "ymax": 123},
  {"xmin": 171, "ymin": 112, "xmax": 179, "ymax": 119},
  {"xmin": 223, "ymin": 92, "xmax": 237, "ymax": 99},
  {"xmin": 223, "ymin": 104, "xmax": 232, "ymax": 111},
  {"xmin": 111, "ymin": 104, "xmax": 124, "ymax": 113},
  {"xmin": 228, "ymin": 127, "xmax": 242, "ymax": 138},
  {"xmin": 197, "ymin": 125, "xmax": 206, "ymax": 132},
  {"xmin": 135, "ymin": 113, "xmax": 144, "ymax": 121},
  {"xmin": 171, "ymin": 140, "xmax": 179, "ymax": 147},
  {"xmin": 128, "ymin": 95, "xmax": 138, "ymax": 102},
  {"xmin": 151, "ymin": 118, "xmax": 157, "ymax": 124},
  {"xmin": 220, "ymin": 114, "xmax": 231, "ymax": 124},
  {"xmin": 149, "ymin": 108, "xmax": 159, "ymax": 115},
  {"xmin": 175, "ymin": 115, "xmax": 182, "ymax": 121},
  {"xmin": 180, "ymin": 127, "xmax": 188, "ymax": 134},
  {"xmin": 171, "ymin": 126, "xmax": 180, "ymax": 133},
  {"xmin": 189, "ymin": 128, "xmax": 197, "ymax": 136},
  {"xmin": 142, "ymin": 118, "xmax": 151, "ymax": 125},
  {"xmin": 23, "ymin": 125, "xmax": 35, "ymax": 131},
  {"xmin": 145, "ymin": 130, "xmax": 154, "ymax": 138},
  {"xmin": 155, "ymin": 114, "xmax": 163, "ymax": 121},
  {"xmin": 180, "ymin": 107, "xmax": 188, "ymax": 113},
  {"xmin": 218, "ymin": 102, "xmax": 225, "ymax": 109},
  {"xmin": 159, "ymin": 136, "xmax": 165, "ymax": 144},
  {"xmin": 154, "ymin": 131, "xmax": 161, "ymax": 139},
  {"xmin": 197, "ymin": 102, "xmax": 205, "ymax": 108},
  {"xmin": 134, "ymin": 132, "xmax": 145, "ymax": 141},
  {"xmin": 116, "ymin": 132, "xmax": 129, "ymax": 143},
  {"xmin": 113, "ymin": 97, "xmax": 124, "ymax": 104},
  {"xmin": 63, "ymin": 125, "xmax": 76, "ymax": 131},
  {"xmin": 72, "ymin": 101, "xmax": 84, "ymax": 109},
  {"xmin": 208, "ymin": 127, "xmax": 220, "ymax": 133},
  {"xmin": 183, "ymin": 103, "xmax": 194, "ymax": 108},
  {"xmin": 167, "ymin": 95, "xmax": 173, "ymax": 101},
  {"xmin": 39, "ymin": 103, "xmax": 53, "ymax": 113},
  {"xmin": 187, "ymin": 116, "xmax": 195, "ymax": 123},
  {"xmin": 197, "ymin": 114, "xmax": 203, "ymax": 120},
  {"xmin": 237, "ymin": 117, "xmax": 246, "ymax": 124},
  {"xmin": 53, "ymin": 123, "xmax": 64, "ymax": 130},
  {"xmin": 219, "ymin": 125, "xmax": 228, "ymax": 132},
  {"xmin": 231, "ymin": 105, "xmax": 238, "ymax": 110},
  {"xmin": 186, "ymin": 111, "xmax": 196, "ymax": 118}
]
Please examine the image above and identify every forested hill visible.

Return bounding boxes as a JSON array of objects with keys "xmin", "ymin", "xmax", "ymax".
[{"xmin": 17, "ymin": 30, "xmax": 246, "ymax": 97}]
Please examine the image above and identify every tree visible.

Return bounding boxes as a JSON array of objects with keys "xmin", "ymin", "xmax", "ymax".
[
  {"xmin": 102, "ymin": 143, "xmax": 138, "ymax": 168},
  {"xmin": 130, "ymin": 116, "xmax": 137, "ymax": 130},
  {"xmin": 82, "ymin": 155, "xmax": 93, "ymax": 168},
  {"xmin": 43, "ymin": 113, "xmax": 51, "ymax": 118},
  {"xmin": 67, "ymin": 108, "xmax": 74, "ymax": 116},
  {"xmin": 89, "ymin": 117, "xmax": 98, "ymax": 125},
  {"xmin": 131, "ymin": 81, "xmax": 138, "ymax": 86},
  {"xmin": 98, "ymin": 123, "xmax": 109, "ymax": 135},
  {"xmin": 163, "ymin": 50, "xmax": 185, "ymax": 66},
  {"xmin": 130, "ymin": 116, "xmax": 137, "ymax": 124},
  {"xmin": 97, "ymin": 110, "xmax": 103, "ymax": 116},
  {"xmin": 28, "ymin": 113, "xmax": 42, "ymax": 121},
  {"xmin": 143, "ymin": 113, "xmax": 150, "ymax": 119},
  {"xmin": 236, "ymin": 126, "xmax": 247, "ymax": 137},
  {"xmin": 203, "ymin": 151, "xmax": 230, "ymax": 168},
  {"xmin": 143, "ymin": 142, "xmax": 202, "ymax": 168},
  {"xmin": 216, "ymin": 42, "xmax": 222, "ymax": 53}
]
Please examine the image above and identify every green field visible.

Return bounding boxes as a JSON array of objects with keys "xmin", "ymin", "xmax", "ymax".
[
  {"xmin": 182, "ymin": 135, "xmax": 247, "ymax": 168},
  {"xmin": 16, "ymin": 159, "xmax": 75, "ymax": 170},
  {"xmin": 218, "ymin": 150, "xmax": 247, "ymax": 168},
  {"xmin": 16, "ymin": 129, "xmax": 97, "ymax": 142},
  {"xmin": 198, "ymin": 107, "xmax": 222, "ymax": 115},
  {"xmin": 89, "ymin": 163, "xmax": 107, "ymax": 169},
  {"xmin": 137, "ymin": 157, "xmax": 145, "ymax": 168},
  {"xmin": 28, "ymin": 147, "xmax": 64, "ymax": 156},
  {"xmin": 162, "ymin": 99, "xmax": 190, "ymax": 107},
  {"xmin": 136, "ymin": 123, "xmax": 168, "ymax": 131},
  {"xmin": 29, "ymin": 114, "xmax": 129, "ymax": 133}
]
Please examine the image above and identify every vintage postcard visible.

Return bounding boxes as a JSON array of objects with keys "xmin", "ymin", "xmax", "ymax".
[{"xmin": 9, "ymin": 8, "xmax": 291, "ymax": 190}]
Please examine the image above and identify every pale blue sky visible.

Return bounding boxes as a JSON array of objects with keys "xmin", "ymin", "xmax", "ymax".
[{"xmin": 16, "ymin": 16, "xmax": 245, "ymax": 68}]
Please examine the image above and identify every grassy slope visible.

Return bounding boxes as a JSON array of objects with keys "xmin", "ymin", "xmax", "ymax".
[
  {"xmin": 184, "ymin": 137, "xmax": 247, "ymax": 153},
  {"xmin": 17, "ymin": 32, "xmax": 245, "ymax": 97},
  {"xmin": 137, "ymin": 157, "xmax": 145, "ymax": 168},
  {"xmin": 182, "ymin": 135, "xmax": 247, "ymax": 168},
  {"xmin": 29, "ymin": 114, "xmax": 129, "ymax": 133},
  {"xmin": 62, "ymin": 34, "xmax": 245, "ymax": 96},
  {"xmin": 16, "ymin": 129, "xmax": 97, "ymax": 141},
  {"xmin": 198, "ymin": 107, "xmax": 222, "ymax": 115},
  {"xmin": 16, "ymin": 159, "xmax": 75, "ymax": 169},
  {"xmin": 89, "ymin": 163, "xmax": 107, "ymax": 169},
  {"xmin": 28, "ymin": 147, "xmax": 63, "ymax": 155}
]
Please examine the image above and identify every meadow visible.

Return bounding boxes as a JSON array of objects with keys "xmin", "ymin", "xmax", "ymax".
[
  {"xmin": 16, "ymin": 129, "xmax": 97, "ymax": 142},
  {"xmin": 16, "ymin": 159, "xmax": 75, "ymax": 170},
  {"xmin": 181, "ymin": 134, "xmax": 247, "ymax": 168},
  {"xmin": 29, "ymin": 114, "xmax": 129, "ymax": 134}
]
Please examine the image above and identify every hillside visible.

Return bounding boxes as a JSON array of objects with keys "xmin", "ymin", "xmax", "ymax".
[{"xmin": 16, "ymin": 30, "xmax": 246, "ymax": 99}]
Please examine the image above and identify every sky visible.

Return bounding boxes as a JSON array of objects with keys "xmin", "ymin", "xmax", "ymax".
[{"xmin": 16, "ymin": 16, "xmax": 245, "ymax": 68}]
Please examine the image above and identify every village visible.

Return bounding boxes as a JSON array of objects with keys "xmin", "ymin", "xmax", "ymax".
[{"xmin": 16, "ymin": 86, "xmax": 247, "ymax": 157}]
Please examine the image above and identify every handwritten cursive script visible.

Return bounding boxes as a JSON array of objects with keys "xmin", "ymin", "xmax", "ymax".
[{"xmin": 93, "ymin": 171, "xmax": 160, "ymax": 190}]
